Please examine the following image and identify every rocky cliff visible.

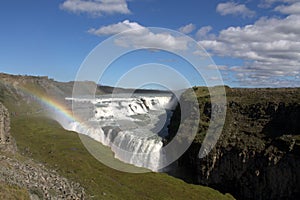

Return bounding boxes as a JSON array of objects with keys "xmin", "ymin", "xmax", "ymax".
[
  {"xmin": 169, "ymin": 87, "xmax": 300, "ymax": 200},
  {"xmin": 0, "ymin": 102, "xmax": 16, "ymax": 152},
  {"xmin": 0, "ymin": 103, "xmax": 10, "ymax": 143}
]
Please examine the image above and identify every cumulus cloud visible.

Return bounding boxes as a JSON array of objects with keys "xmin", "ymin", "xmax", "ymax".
[
  {"xmin": 206, "ymin": 64, "xmax": 229, "ymax": 71},
  {"xmin": 88, "ymin": 20, "xmax": 189, "ymax": 51},
  {"xmin": 178, "ymin": 23, "xmax": 196, "ymax": 34},
  {"xmin": 199, "ymin": 14, "xmax": 300, "ymax": 86},
  {"xmin": 88, "ymin": 20, "xmax": 144, "ymax": 35},
  {"xmin": 275, "ymin": 2, "xmax": 300, "ymax": 15},
  {"xmin": 216, "ymin": 1, "xmax": 255, "ymax": 18},
  {"xmin": 60, "ymin": 0, "xmax": 131, "ymax": 16},
  {"xmin": 196, "ymin": 26, "xmax": 215, "ymax": 40}
]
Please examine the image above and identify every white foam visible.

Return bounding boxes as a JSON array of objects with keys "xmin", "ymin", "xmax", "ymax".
[{"xmin": 63, "ymin": 94, "xmax": 176, "ymax": 171}]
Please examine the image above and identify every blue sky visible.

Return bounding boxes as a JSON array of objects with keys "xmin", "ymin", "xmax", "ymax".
[{"xmin": 0, "ymin": 0, "xmax": 299, "ymax": 88}]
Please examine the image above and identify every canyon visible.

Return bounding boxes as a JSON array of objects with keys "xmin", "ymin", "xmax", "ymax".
[{"xmin": 0, "ymin": 73, "xmax": 299, "ymax": 199}]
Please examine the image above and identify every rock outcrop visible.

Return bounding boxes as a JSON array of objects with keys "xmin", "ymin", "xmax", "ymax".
[
  {"xmin": 0, "ymin": 103, "xmax": 10, "ymax": 144},
  {"xmin": 169, "ymin": 87, "xmax": 300, "ymax": 200},
  {"xmin": 0, "ymin": 102, "xmax": 16, "ymax": 152}
]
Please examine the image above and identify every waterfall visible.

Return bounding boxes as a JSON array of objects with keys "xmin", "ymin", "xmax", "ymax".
[{"xmin": 64, "ymin": 94, "xmax": 176, "ymax": 171}]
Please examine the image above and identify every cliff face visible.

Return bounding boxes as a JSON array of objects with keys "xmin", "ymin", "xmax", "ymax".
[
  {"xmin": 0, "ymin": 103, "xmax": 10, "ymax": 144},
  {"xmin": 169, "ymin": 88, "xmax": 300, "ymax": 200},
  {"xmin": 0, "ymin": 102, "xmax": 16, "ymax": 152}
]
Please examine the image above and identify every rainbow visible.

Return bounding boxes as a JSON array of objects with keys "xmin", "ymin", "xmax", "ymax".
[
  {"xmin": 15, "ymin": 84, "xmax": 78, "ymax": 123},
  {"xmin": 0, "ymin": 75, "xmax": 71, "ymax": 121}
]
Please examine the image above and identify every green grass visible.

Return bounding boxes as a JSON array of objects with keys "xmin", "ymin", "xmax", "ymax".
[
  {"xmin": 0, "ymin": 182, "xmax": 30, "ymax": 200},
  {"xmin": 11, "ymin": 115, "xmax": 234, "ymax": 200}
]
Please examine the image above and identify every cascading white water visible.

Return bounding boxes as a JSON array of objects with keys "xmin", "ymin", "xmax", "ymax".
[{"xmin": 64, "ymin": 94, "xmax": 176, "ymax": 171}]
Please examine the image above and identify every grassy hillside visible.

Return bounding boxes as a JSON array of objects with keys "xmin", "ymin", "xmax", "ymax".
[
  {"xmin": 0, "ymin": 182, "xmax": 30, "ymax": 200},
  {"xmin": 10, "ymin": 114, "xmax": 234, "ymax": 200}
]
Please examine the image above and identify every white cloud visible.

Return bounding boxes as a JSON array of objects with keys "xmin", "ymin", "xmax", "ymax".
[
  {"xmin": 216, "ymin": 2, "xmax": 255, "ymax": 18},
  {"xmin": 193, "ymin": 50, "xmax": 211, "ymax": 57},
  {"xmin": 88, "ymin": 20, "xmax": 145, "ymax": 35},
  {"xmin": 275, "ymin": 2, "xmax": 300, "ymax": 15},
  {"xmin": 206, "ymin": 65, "xmax": 229, "ymax": 71},
  {"xmin": 88, "ymin": 20, "xmax": 189, "ymax": 51},
  {"xmin": 196, "ymin": 26, "xmax": 215, "ymax": 40},
  {"xmin": 259, "ymin": 0, "xmax": 297, "ymax": 8},
  {"xmin": 209, "ymin": 76, "xmax": 221, "ymax": 81},
  {"xmin": 178, "ymin": 23, "xmax": 196, "ymax": 34},
  {"xmin": 199, "ymin": 14, "xmax": 300, "ymax": 86},
  {"xmin": 60, "ymin": 0, "xmax": 131, "ymax": 16}
]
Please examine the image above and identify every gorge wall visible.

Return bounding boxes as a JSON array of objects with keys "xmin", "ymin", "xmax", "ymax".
[
  {"xmin": 0, "ymin": 103, "xmax": 10, "ymax": 144},
  {"xmin": 0, "ymin": 102, "xmax": 16, "ymax": 152},
  {"xmin": 169, "ymin": 87, "xmax": 300, "ymax": 200},
  {"xmin": 1, "ymin": 73, "xmax": 299, "ymax": 199}
]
